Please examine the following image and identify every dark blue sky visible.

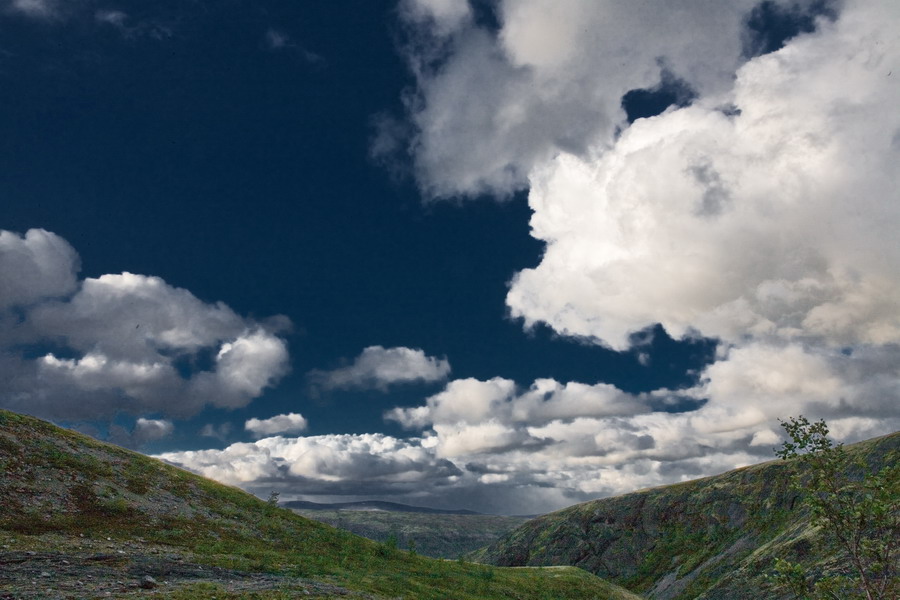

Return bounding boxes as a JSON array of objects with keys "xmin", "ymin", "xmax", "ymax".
[
  {"xmin": 3, "ymin": 0, "xmax": 889, "ymax": 514},
  {"xmin": 0, "ymin": 0, "xmax": 717, "ymax": 444}
]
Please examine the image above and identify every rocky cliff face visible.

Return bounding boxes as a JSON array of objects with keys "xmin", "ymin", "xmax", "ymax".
[{"xmin": 471, "ymin": 432, "xmax": 899, "ymax": 600}]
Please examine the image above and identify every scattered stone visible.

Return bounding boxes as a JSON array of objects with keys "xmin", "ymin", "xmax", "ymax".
[
  {"xmin": 139, "ymin": 575, "xmax": 158, "ymax": 589},
  {"xmin": 26, "ymin": 551, "xmax": 36, "ymax": 556},
  {"xmin": 40, "ymin": 571, "xmax": 51, "ymax": 577}
]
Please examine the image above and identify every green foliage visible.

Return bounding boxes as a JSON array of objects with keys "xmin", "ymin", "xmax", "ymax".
[
  {"xmin": 385, "ymin": 532, "xmax": 398, "ymax": 551},
  {"xmin": 769, "ymin": 416, "xmax": 899, "ymax": 600}
]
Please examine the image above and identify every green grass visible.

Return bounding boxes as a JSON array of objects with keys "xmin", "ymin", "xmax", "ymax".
[{"xmin": 0, "ymin": 409, "xmax": 637, "ymax": 600}]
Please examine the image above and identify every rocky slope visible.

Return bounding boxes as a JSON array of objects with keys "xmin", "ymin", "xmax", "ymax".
[
  {"xmin": 0, "ymin": 409, "xmax": 639, "ymax": 599},
  {"xmin": 471, "ymin": 431, "xmax": 899, "ymax": 599}
]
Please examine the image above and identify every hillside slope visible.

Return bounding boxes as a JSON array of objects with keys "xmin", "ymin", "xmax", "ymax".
[
  {"xmin": 471, "ymin": 431, "xmax": 899, "ymax": 600},
  {"xmin": 0, "ymin": 409, "xmax": 638, "ymax": 600},
  {"xmin": 282, "ymin": 499, "xmax": 481, "ymax": 514},
  {"xmin": 290, "ymin": 508, "xmax": 527, "ymax": 558}
]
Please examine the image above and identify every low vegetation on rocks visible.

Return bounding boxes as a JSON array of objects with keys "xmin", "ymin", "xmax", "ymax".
[
  {"xmin": 289, "ymin": 509, "xmax": 527, "ymax": 559},
  {"xmin": 470, "ymin": 429, "xmax": 899, "ymax": 600},
  {"xmin": 0, "ymin": 409, "xmax": 638, "ymax": 599}
]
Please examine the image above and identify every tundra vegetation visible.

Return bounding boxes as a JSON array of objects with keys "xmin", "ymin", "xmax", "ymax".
[{"xmin": 0, "ymin": 409, "xmax": 638, "ymax": 599}]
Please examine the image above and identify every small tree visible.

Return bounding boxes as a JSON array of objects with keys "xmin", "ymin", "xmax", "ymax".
[{"xmin": 771, "ymin": 416, "xmax": 899, "ymax": 600}]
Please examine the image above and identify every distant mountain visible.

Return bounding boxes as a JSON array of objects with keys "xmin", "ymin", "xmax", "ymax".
[
  {"xmin": 282, "ymin": 499, "xmax": 481, "ymax": 515},
  {"xmin": 291, "ymin": 508, "xmax": 528, "ymax": 559},
  {"xmin": 471, "ymin": 431, "xmax": 899, "ymax": 600},
  {"xmin": 0, "ymin": 409, "xmax": 638, "ymax": 599}
]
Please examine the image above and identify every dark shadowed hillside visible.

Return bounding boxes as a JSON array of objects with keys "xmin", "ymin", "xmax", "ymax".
[
  {"xmin": 0, "ymin": 409, "xmax": 640, "ymax": 599},
  {"xmin": 282, "ymin": 499, "xmax": 481, "ymax": 514},
  {"xmin": 290, "ymin": 507, "xmax": 527, "ymax": 558},
  {"xmin": 471, "ymin": 432, "xmax": 899, "ymax": 600}
]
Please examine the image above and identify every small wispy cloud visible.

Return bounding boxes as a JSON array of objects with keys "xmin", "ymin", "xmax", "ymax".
[
  {"xmin": 263, "ymin": 28, "xmax": 324, "ymax": 64},
  {"xmin": 4, "ymin": 0, "xmax": 59, "ymax": 19},
  {"xmin": 200, "ymin": 422, "xmax": 233, "ymax": 442},
  {"xmin": 265, "ymin": 28, "xmax": 290, "ymax": 49},
  {"xmin": 109, "ymin": 418, "xmax": 174, "ymax": 449}
]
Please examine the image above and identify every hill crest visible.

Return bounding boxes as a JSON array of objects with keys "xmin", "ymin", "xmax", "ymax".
[
  {"xmin": 472, "ymin": 430, "xmax": 899, "ymax": 600},
  {"xmin": 0, "ymin": 409, "xmax": 638, "ymax": 599}
]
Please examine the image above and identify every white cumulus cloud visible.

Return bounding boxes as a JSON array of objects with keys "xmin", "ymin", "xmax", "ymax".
[
  {"xmin": 308, "ymin": 345, "xmax": 450, "ymax": 392},
  {"xmin": 0, "ymin": 229, "xmax": 79, "ymax": 310},
  {"xmin": 0, "ymin": 228, "xmax": 291, "ymax": 422},
  {"xmin": 392, "ymin": 0, "xmax": 833, "ymax": 199},
  {"xmin": 506, "ymin": 2, "xmax": 900, "ymax": 352},
  {"xmin": 245, "ymin": 413, "xmax": 308, "ymax": 438}
]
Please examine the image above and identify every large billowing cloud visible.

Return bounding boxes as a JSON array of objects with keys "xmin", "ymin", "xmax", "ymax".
[
  {"xmin": 392, "ymin": 0, "xmax": 835, "ymax": 199},
  {"xmin": 174, "ymin": 0, "xmax": 879, "ymax": 513},
  {"xmin": 307, "ymin": 345, "xmax": 450, "ymax": 392},
  {"xmin": 0, "ymin": 229, "xmax": 290, "ymax": 421},
  {"xmin": 166, "ymin": 0, "xmax": 899, "ymax": 515},
  {"xmin": 506, "ymin": 5, "xmax": 900, "ymax": 352}
]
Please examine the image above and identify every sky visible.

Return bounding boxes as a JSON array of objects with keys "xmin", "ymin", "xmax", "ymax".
[{"xmin": 0, "ymin": 0, "xmax": 898, "ymax": 515}]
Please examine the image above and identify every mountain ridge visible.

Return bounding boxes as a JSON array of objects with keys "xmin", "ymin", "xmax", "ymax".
[
  {"xmin": 470, "ymin": 430, "xmax": 899, "ymax": 599},
  {"xmin": 281, "ymin": 499, "xmax": 481, "ymax": 515}
]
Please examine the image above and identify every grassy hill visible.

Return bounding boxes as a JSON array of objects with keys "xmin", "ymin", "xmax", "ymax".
[
  {"xmin": 289, "ymin": 508, "xmax": 527, "ymax": 558},
  {"xmin": 0, "ymin": 409, "xmax": 638, "ymax": 599},
  {"xmin": 470, "ymin": 431, "xmax": 899, "ymax": 599}
]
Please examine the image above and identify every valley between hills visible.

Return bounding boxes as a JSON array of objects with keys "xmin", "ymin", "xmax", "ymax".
[{"xmin": 0, "ymin": 408, "xmax": 896, "ymax": 599}]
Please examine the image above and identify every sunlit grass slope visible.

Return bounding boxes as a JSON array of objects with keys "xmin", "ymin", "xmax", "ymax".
[{"xmin": 0, "ymin": 409, "xmax": 638, "ymax": 599}]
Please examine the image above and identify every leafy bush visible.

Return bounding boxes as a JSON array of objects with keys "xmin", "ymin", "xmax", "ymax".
[{"xmin": 769, "ymin": 417, "xmax": 899, "ymax": 600}]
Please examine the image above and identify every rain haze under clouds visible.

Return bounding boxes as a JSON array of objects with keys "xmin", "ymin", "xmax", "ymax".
[{"xmin": 1, "ymin": 0, "xmax": 898, "ymax": 515}]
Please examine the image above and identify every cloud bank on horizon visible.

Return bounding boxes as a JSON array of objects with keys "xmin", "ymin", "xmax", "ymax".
[{"xmin": 155, "ymin": 0, "xmax": 900, "ymax": 514}]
